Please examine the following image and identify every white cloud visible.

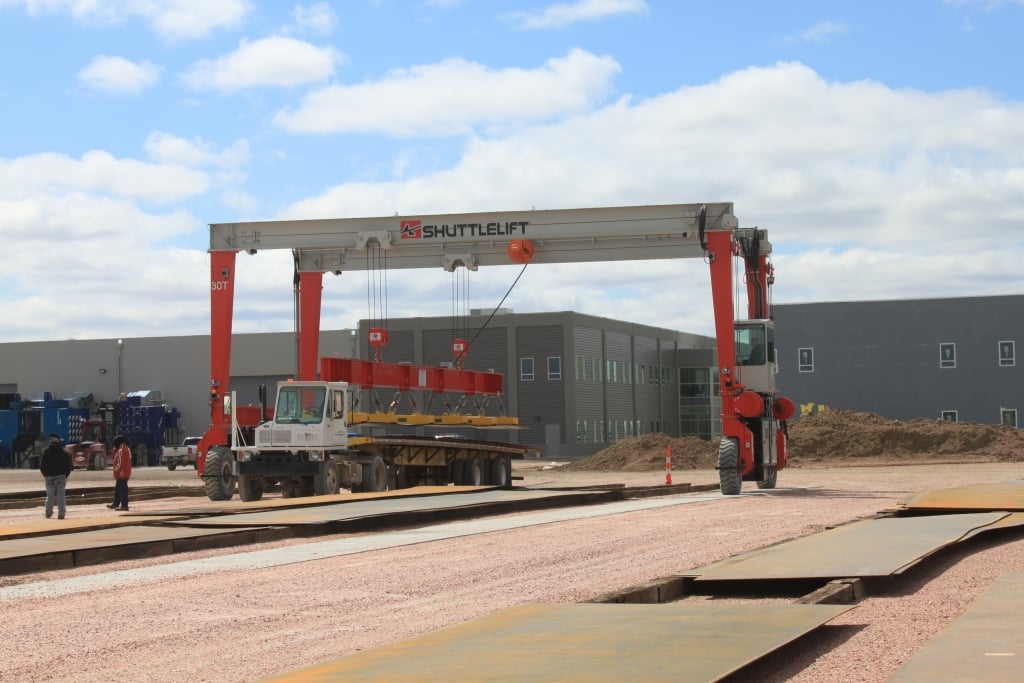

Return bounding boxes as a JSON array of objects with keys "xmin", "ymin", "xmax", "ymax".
[
  {"xmin": 0, "ymin": 150, "xmax": 208, "ymax": 204},
  {"xmin": 5, "ymin": 61, "xmax": 1024, "ymax": 343},
  {"xmin": 505, "ymin": 0, "xmax": 649, "ymax": 29},
  {"xmin": 144, "ymin": 132, "xmax": 250, "ymax": 169},
  {"xmin": 3, "ymin": 0, "xmax": 250, "ymax": 40},
  {"xmin": 274, "ymin": 48, "xmax": 621, "ymax": 135},
  {"xmin": 292, "ymin": 2, "xmax": 337, "ymax": 35},
  {"xmin": 784, "ymin": 20, "xmax": 850, "ymax": 44},
  {"xmin": 77, "ymin": 55, "xmax": 160, "ymax": 94},
  {"xmin": 182, "ymin": 36, "xmax": 343, "ymax": 92},
  {"xmin": 276, "ymin": 61, "xmax": 1024, "ymax": 334}
]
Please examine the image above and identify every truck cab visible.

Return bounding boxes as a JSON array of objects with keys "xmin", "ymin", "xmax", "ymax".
[{"xmin": 252, "ymin": 381, "xmax": 350, "ymax": 450}]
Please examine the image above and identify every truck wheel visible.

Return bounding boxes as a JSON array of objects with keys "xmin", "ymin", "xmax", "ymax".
[
  {"xmin": 718, "ymin": 438, "xmax": 742, "ymax": 496},
  {"xmin": 167, "ymin": 463, "xmax": 177, "ymax": 471},
  {"xmin": 757, "ymin": 467, "xmax": 778, "ymax": 489},
  {"xmin": 488, "ymin": 456, "xmax": 511, "ymax": 488},
  {"xmin": 238, "ymin": 474, "xmax": 263, "ymax": 502},
  {"xmin": 315, "ymin": 462, "xmax": 341, "ymax": 495},
  {"xmin": 463, "ymin": 457, "xmax": 483, "ymax": 486},
  {"xmin": 203, "ymin": 447, "xmax": 236, "ymax": 501},
  {"xmin": 361, "ymin": 456, "xmax": 387, "ymax": 492}
]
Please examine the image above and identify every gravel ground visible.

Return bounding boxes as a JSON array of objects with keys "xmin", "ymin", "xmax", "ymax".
[{"xmin": 0, "ymin": 461, "xmax": 1021, "ymax": 682}]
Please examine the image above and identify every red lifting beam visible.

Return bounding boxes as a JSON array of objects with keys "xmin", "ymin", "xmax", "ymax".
[{"xmin": 321, "ymin": 357, "xmax": 504, "ymax": 396}]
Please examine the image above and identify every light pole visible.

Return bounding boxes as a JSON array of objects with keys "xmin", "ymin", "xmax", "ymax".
[{"xmin": 116, "ymin": 338, "xmax": 124, "ymax": 398}]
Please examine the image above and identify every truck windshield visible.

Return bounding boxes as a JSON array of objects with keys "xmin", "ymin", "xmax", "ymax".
[{"xmin": 275, "ymin": 386, "xmax": 327, "ymax": 424}]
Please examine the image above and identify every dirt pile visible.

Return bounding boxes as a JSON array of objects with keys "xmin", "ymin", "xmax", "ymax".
[
  {"xmin": 789, "ymin": 409, "xmax": 1024, "ymax": 463},
  {"xmin": 560, "ymin": 433, "xmax": 717, "ymax": 472},
  {"xmin": 563, "ymin": 410, "xmax": 1024, "ymax": 471}
]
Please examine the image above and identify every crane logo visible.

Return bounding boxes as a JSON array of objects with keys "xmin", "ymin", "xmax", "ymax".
[
  {"xmin": 399, "ymin": 218, "xmax": 529, "ymax": 240},
  {"xmin": 400, "ymin": 220, "xmax": 423, "ymax": 239}
]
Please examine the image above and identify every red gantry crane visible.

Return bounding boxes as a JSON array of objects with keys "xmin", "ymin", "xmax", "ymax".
[{"xmin": 196, "ymin": 203, "xmax": 793, "ymax": 500}]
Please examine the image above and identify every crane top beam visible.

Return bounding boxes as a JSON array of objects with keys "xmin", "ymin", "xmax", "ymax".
[{"xmin": 209, "ymin": 202, "xmax": 760, "ymax": 272}]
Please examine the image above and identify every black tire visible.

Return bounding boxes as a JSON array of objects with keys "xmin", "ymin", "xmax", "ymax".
[
  {"xmin": 718, "ymin": 438, "xmax": 742, "ymax": 496},
  {"xmin": 238, "ymin": 474, "xmax": 263, "ymax": 502},
  {"xmin": 757, "ymin": 467, "xmax": 778, "ymax": 490},
  {"xmin": 361, "ymin": 456, "xmax": 388, "ymax": 492},
  {"xmin": 315, "ymin": 461, "xmax": 341, "ymax": 495},
  {"xmin": 167, "ymin": 463, "xmax": 177, "ymax": 472},
  {"xmin": 203, "ymin": 447, "xmax": 236, "ymax": 501},
  {"xmin": 463, "ymin": 457, "xmax": 483, "ymax": 486},
  {"xmin": 488, "ymin": 456, "xmax": 511, "ymax": 488},
  {"xmin": 281, "ymin": 479, "xmax": 299, "ymax": 498}
]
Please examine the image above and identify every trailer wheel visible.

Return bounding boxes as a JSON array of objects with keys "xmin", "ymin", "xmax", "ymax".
[
  {"xmin": 463, "ymin": 457, "xmax": 483, "ymax": 486},
  {"xmin": 718, "ymin": 438, "xmax": 742, "ymax": 496},
  {"xmin": 203, "ymin": 447, "xmax": 236, "ymax": 501},
  {"xmin": 167, "ymin": 463, "xmax": 177, "ymax": 471},
  {"xmin": 315, "ymin": 462, "xmax": 341, "ymax": 495},
  {"xmin": 757, "ymin": 467, "xmax": 778, "ymax": 490},
  {"xmin": 361, "ymin": 456, "xmax": 388, "ymax": 492},
  {"xmin": 489, "ymin": 456, "xmax": 511, "ymax": 488},
  {"xmin": 281, "ymin": 479, "xmax": 299, "ymax": 498},
  {"xmin": 238, "ymin": 474, "xmax": 263, "ymax": 502}
]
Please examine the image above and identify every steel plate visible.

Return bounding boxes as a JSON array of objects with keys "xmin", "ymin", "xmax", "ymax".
[
  {"xmin": 888, "ymin": 573, "xmax": 1024, "ymax": 682},
  {"xmin": 693, "ymin": 512, "xmax": 1009, "ymax": 581},
  {"xmin": 262, "ymin": 602, "xmax": 852, "ymax": 683},
  {"xmin": 898, "ymin": 482, "xmax": 1024, "ymax": 512}
]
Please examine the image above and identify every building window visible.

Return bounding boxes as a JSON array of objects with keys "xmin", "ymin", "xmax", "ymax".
[
  {"xmin": 575, "ymin": 356, "xmax": 584, "ymax": 380},
  {"xmin": 941, "ymin": 410, "xmax": 958, "ymax": 422},
  {"xmin": 594, "ymin": 359, "xmax": 602, "ymax": 382},
  {"xmin": 547, "ymin": 357, "xmax": 562, "ymax": 380},
  {"xmin": 939, "ymin": 343, "xmax": 956, "ymax": 369},
  {"xmin": 798, "ymin": 348, "xmax": 814, "ymax": 373},
  {"xmin": 520, "ymin": 357, "xmax": 534, "ymax": 381},
  {"xmin": 999, "ymin": 341, "xmax": 1015, "ymax": 367},
  {"xmin": 1001, "ymin": 408, "xmax": 1017, "ymax": 428},
  {"xmin": 576, "ymin": 420, "xmax": 587, "ymax": 444}
]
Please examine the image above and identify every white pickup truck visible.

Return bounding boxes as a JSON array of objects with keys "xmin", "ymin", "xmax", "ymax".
[{"xmin": 159, "ymin": 436, "xmax": 201, "ymax": 471}]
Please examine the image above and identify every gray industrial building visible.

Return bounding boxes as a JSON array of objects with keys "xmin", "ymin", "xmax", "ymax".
[
  {"xmin": 774, "ymin": 295, "xmax": 1022, "ymax": 427},
  {"xmin": 0, "ymin": 311, "xmax": 719, "ymax": 462}
]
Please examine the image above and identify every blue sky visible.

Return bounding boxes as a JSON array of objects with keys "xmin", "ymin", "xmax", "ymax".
[{"xmin": 2, "ymin": 0, "xmax": 1023, "ymax": 344}]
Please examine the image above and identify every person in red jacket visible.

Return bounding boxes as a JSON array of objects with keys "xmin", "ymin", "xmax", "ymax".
[{"xmin": 107, "ymin": 435, "xmax": 132, "ymax": 511}]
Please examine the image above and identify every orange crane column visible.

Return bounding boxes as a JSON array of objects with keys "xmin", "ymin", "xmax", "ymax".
[
  {"xmin": 297, "ymin": 271, "xmax": 323, "ymax": 381},
  {"xmin": 198, "ymin": 249, "xmax": 238, "ymax": 473},
  {"xmin": 705, "ymin": 229, "xmax": 755, "ymax": 476}
]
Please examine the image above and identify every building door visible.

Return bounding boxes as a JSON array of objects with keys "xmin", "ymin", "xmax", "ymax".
[{"xmin": 545, "ymin": 424, "xmax": 561, "ymax": 458}]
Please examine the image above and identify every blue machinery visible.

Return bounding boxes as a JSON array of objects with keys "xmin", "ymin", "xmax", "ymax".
[{"xmin": 0, "ymin": 392, "xmax": 181, "ymax": 468}]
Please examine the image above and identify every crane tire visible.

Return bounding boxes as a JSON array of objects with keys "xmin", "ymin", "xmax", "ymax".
[
  {"xmin": 757, "ymin": 468, "xmax": 778, "ymax": 489},
  {"xmin": 718, "ymin": 438, "xmax": 742, "ymax": 496},
  {"xmin": 203, "ymin": 447, "xmax": 236, "ymax": 501}
]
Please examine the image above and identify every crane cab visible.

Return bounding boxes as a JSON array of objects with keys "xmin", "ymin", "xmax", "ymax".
[{"xmin": 734, "ymin": 320, "xmax": 776, "ymax": 394}]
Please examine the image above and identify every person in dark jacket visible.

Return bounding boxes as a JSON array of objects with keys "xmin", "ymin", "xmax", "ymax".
[
  {"xmin": 107, "ymin": 435, "xmax": 132, "ymax": 511},
  {"xmin": 39, "ymin": 432, "xmax": 72, "ymax": 519}
]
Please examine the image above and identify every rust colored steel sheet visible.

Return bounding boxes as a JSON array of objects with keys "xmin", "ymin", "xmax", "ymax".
[
  {"xmin": 898, "ymin": 482, "xmax": 1024, "ymax": 512},
  {"xmin": 144, "ymin": 485, "xmax": 498, "ymax": 517},
  {"xmin": 693, "ymin": 512, "xmax": 1009, "ymax": 581},
  {"xmin": 887, "ymin": 573, "xmax": 1024, "ymax": 682},
  {"xmin": 0, "ymin": 515, "xmax": 183, "ymax": 540},
  {"xmin": 0, "ymin": 524, "xmax": 264, "ymax": 574},
  {"xmin": 262, "ymin": 602, "xmax": 853, "ymax": 683},
  {"xmin": 170, "ymin": 489, "xmax": 606, "ymax": 527}
]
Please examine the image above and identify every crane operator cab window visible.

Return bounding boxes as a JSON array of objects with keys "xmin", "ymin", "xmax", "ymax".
[
  {"xmin": 733, "ymin": 320, "xmax": 776, "ymax": 394},
  {"xmin": 275, "ymin": 386, "xmax": 327, "ymax": 424},
  {"xmin": 735, "ymin": 321, "xmax": 774, "ymax": 367}
]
